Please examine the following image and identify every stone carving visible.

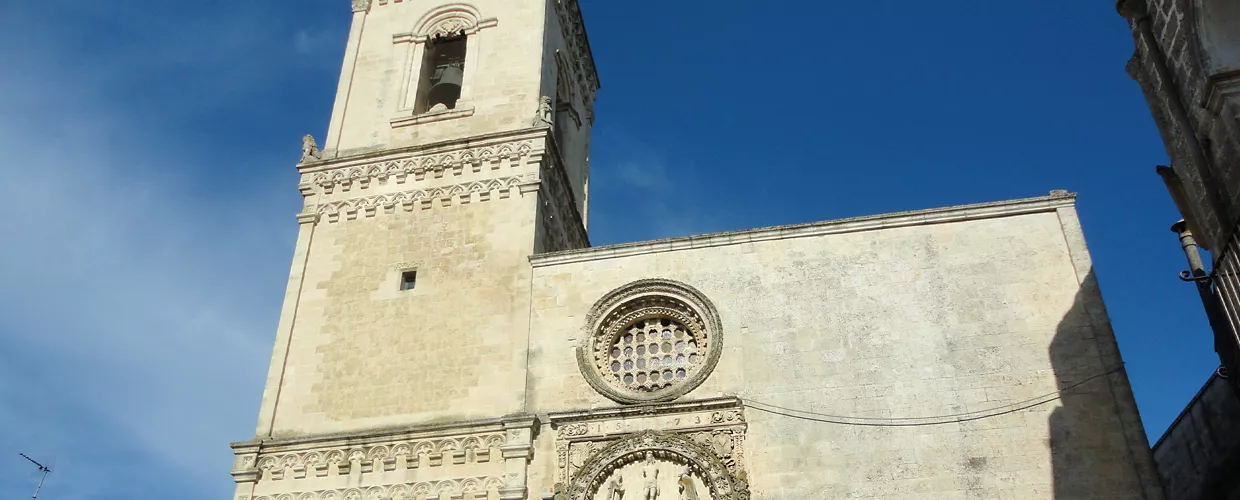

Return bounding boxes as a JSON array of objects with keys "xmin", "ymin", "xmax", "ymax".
[
  {"xmin": 605, "ymin": 476, "xmax": 624, "ymax": 500},
  {"xmin": 350, "ymin": 0, "xmax": 370, "ymax": 13},
  {"xmin": 428, "ymin": 18, "xmax": 468, "ymax": 39},
  {"xmin": 313, "ymin": 174, "xmax": 536, "ymax": 223},
  {"xmin": 251, "ymin": 433, "xmax": 504, "ymax": 481},
  {"xmin": 677, "ymin": 472, "xmax": 700, "ymax": 500},
  {"xmin": 534, "ymin": 96, "xmax": 554, "ymax": 127},
  {"xmin": 562, "ymin": 423, "xmax": 589, "ymax": 436},
  {"xmin": 577, "ymin": 280, "xmax": 723, "ymax": 404},
  {"xmin": 301, "ymin": 134, "xmax": 323, "ymax": 163},
  {"xmin": 305, "ymin": 140, "xmax": 534, "ymax": 194},
  {"xmin": 251, "ymin": 476, "xmax": 503, "ymax": 500},
  {"xmin": 566, "ymin": 431, "xmax": 748, "ymax": 500},
  {"xmin": 641, "ymin": 452, "xmax": 661, "ymax": 500}
]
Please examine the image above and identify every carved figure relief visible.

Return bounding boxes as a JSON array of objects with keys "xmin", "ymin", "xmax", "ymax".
[
  {"xmin": 534, "ymin": 96, "xmax": 554, "ymax": 127},
  {"xmin": 677, "ymin": 472, "xmax": 700, "ymax": 500},
  {"xmin": 301, "ymin": 134, "xmax": 323, "ymax": 163},
  {"xmin": 578, "ymin": 280, "xmax": 723, "ymax": 404},
  {"xmin": 640, "ymin": 453, "xmax": 660, "ymax": 500}
]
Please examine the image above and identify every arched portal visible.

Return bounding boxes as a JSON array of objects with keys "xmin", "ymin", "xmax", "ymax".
[{"xmin": 566, "ymin": 432, "xmax": 748, "ymax": 500}]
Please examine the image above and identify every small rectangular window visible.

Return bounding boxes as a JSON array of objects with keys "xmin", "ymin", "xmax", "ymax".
[{"xmin": 400, "ymin": 270, "xmax": 417, "ymax": 291}]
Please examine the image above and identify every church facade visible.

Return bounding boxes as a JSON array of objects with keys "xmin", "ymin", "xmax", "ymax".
[{"xmin": 229, "ymin": 1, "xmax": 1164, "ymax": 498}]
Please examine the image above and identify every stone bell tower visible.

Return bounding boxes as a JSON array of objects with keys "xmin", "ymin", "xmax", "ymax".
[{"xmin": 229, "ymin": 0, "xmax": 598, "ymax": 498}]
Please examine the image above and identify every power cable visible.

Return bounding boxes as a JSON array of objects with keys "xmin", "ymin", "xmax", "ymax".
[{"xmin": 740, "ymin": 364, "xmax": 1124, "ymax": 427}]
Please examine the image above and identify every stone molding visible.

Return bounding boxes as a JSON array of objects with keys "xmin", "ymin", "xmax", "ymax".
[
  {"xmin": 577, "ymin": 280, "xmax": 724, "ymax": 404},
  {"xmin": 302, "ymin": 139, "xmax": 538, "ymax": 195},
  {"xmin": 1203, "ymin": 69, "xmax": 1240, "ymax": 115},
  {"xmin": 249, "ymin": 476, "xmax": 504, "ymax": 500},
  {"xmin": 530, "ymin": 192, "xmax": 1079, "ymax": 267},
  {"xmin": 350, "ymin": 0, "xmax": 370, "ymax": 13},
  {"xmin": 312, "ymin": 173, "xmax": 538, "ymax": 223}
]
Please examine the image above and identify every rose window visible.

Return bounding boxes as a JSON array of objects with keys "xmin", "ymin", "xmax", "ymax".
[
  {"xmin": 608, "ymin": 317, "xmax": 703, "ymax": 391},
  {"xmin": 578, "ymin": 280, "xmax": 722, "ymax": 403}
]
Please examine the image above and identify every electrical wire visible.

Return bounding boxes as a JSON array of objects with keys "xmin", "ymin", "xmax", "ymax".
[{"xmin": 740, "ymin": 364, "xmax": 1125, "ymax": 427}]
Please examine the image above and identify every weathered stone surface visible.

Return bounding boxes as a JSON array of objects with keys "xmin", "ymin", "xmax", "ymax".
[{"xmin": 226, "ymin": 3, "xmax": 1163, "ymax": 500}]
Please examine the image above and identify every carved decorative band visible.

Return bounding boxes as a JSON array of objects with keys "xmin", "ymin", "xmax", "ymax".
[
  {"xmin": 314, "ymin": 174, "xmax": 537, "ymax": 223},
  {"xmin": 304, "ymin": 140, "xmax": 535, "ymax": 195},
  {"xmin": 252, "ymin": 476, "xmax": 504, "ymax": 500},
  {"xmin": 253, "ymin": 433, "xmax": 505, "ymax": 482}
]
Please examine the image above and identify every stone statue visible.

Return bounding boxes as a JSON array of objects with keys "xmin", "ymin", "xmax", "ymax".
[
  {"xmin": 533, "ymin": 96, "xmax": 554, "ymax": 127},
  {"xmin": 677, "ymin": 472, "xmax": 699, "ymax": 500},
  {"xmin": 604, "ymin": 475, "xmax": 624, "ymax": 500},
  {"xmin": 301, "ymin": 134, "xmax": 323, "ymax": 163},
  {"xmin": 641, "ymin": 452, "xmax": 660, "ymax": 500}
]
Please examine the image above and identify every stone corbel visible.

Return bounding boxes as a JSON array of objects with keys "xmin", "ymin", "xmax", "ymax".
[{"xmin": 296, "ymin": 212, "xmax": 321, "ymax": 225}]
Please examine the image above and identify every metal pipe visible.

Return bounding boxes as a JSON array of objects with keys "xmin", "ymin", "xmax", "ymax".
[{"xmin": 1173, "ymin": 220, "xmax": 1208, "ymax": 277}]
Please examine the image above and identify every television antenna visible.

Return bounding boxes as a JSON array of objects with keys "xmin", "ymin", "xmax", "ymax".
[{"xmin": 19, "ymin": 453, "xmax": 52, "ymax": 500}]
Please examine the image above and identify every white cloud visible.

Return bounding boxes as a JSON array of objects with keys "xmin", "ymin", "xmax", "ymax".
[{"xmin": 0, "ymin": 4, "xmax": 315, "ymax": 499}]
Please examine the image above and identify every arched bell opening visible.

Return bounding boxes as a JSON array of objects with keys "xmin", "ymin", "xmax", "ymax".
[{"xmin": 418, "ymin": 33, "xmax": 467, "ymax": 113}]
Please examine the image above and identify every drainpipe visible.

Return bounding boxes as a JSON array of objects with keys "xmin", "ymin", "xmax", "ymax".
[
  {"xmin": 1119, "ymin": 0, "xmax": 1234, "ymax": 248},
  {"xmin": 1173, "ymin": 220, "xmax": 1240, "ymax": 395}
]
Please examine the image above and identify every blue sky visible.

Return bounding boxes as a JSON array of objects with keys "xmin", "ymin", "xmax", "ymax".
[{"xmin": 0, "ymin": 1, "xmax": 1211, "ymax": 498}]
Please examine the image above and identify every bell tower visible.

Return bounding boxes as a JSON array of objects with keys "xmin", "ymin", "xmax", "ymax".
[{"xmin": 230, "ymin": 0, "xmax": 598, "ymax": 498}]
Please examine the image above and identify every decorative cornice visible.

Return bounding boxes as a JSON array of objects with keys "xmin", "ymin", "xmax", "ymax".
[
  {"xmin": 252, "ymin": 476, "xmax": 504, "ymax": 500},
  {"xmin": 300, "ymin": 135, "xmax": 540, "ymax": 195},
  {"xmin": 351, "ymin": 0, "xmax": 370, "ymax": 14},
  {"xmin": 305, "ymin": 128, "xmax": 546, "ymax": 173},
  {"xmin": 312, "ymin": 173, "xmax": 537, "ymax": 222},
  {"xmin": 530, "ymin": 192, "xmax": 1078, "ymax": 267}
]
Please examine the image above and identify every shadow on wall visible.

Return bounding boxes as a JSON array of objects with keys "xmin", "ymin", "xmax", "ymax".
[{"xmin": 1047, "ymin": 269, "xmax": 1164, "ymax": 499}]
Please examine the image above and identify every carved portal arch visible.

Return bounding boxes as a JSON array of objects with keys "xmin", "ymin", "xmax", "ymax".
[
  {"xmin": 566, "ymin": 431, "xmax": 748, "ymax": 500},
  {"xmin": 578, "ymin": 279, "xmax": 723, "ymax": 404}
]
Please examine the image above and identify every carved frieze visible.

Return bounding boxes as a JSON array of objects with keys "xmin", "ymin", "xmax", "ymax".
[
  {"xmin": 313, "ymin": 173, "xmax": 538, "ymax": 223},
  {"xmin": 251, "ymin": 476, "xmax": 504, "ymax": 500},
  {"xmin": 304, "ymin": 140, "xmax": 535, "ymax": 195},
  {"xmin": 252, "ymin": 433, "xmax": 505, "ymax": 481}
]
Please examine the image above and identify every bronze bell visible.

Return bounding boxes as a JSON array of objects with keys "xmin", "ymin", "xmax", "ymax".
[{"xmin": 427, "ymin": 65, "xmax": 463, "ymax": 110}]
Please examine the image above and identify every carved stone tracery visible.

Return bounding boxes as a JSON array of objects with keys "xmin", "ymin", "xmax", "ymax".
[{"xmin": 579, "ymin": 280, "xmax": 723, "ymax": 404}]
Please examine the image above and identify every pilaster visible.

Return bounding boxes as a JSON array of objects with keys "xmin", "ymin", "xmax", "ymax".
[{"xmin": 254, "ymin": 212, "xmax": 320, "ymax": 437}]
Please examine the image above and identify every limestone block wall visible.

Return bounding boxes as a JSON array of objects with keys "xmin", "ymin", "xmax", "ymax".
[
  {"xmin": 1152, "ymin": 372, "xmax": 1240, "ymax": 500},
  {"xmin": 254, "ymin": 131, "xmax": 551, "ymax": 438},
  {"xmin": 524, "ymin": 195, "xmax": 1163, "ymax": 499},
  {"xmin": 326, "ymin": 0, "xmax": 550, "ymax": 155}
]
